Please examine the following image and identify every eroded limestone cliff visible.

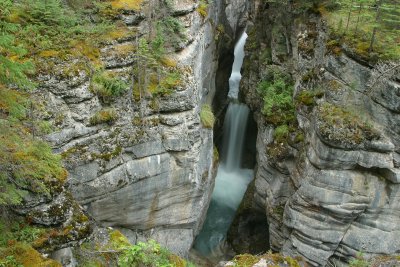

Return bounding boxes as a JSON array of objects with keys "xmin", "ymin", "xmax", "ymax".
[
  {"xmin": 239, "ymin": 1, "xmax": 400, "ymax": 266},
  {"xmin": 33, "ymin": 0, "xmax": 247, "ymax": 257}
]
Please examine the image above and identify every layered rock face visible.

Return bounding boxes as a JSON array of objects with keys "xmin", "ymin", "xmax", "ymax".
[
  {"xmin": 33, "ymin": 0, "xmax": 245, "ymax": 257},
  {"xmin": 241, "ymin": 2, "xmax": 400, "ymax": 266}
]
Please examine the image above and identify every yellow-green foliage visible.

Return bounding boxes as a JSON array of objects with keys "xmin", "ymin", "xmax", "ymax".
[
  {"xmin": 197, "ymin": 0, "xmax": 209, "ymax": 18},
  {"xmin": 295, "ymin": 89, "xmax": 324, "ymax": 107},
  {"xmin": 0, "ymin": 242, "xmax": 61, "ymax": 267},
  {"xmin": 319, "ymin": 0, "xmax": 400, "ymax": 60},
  {"xmin": 200, "ymin": 104, "xmax": 215, "ymax": 129},
  {"xmin": 0, "ymin": 91, "xmax": 67, "ymax": 204},
  {"xmin": 273, "ymin": 124, "xmax": 289, "ymax": 143},
  {"xmin": 89, "ymin": 108, "xmax": 118, "ymax": 125},
  {"xmin": 232, "ymin": 252, "xmax": 302, "ymax": 267},
  {"xmin": 317, "ymin": 103, "xmax": 380, "ymax": 146},
  {"xmin": 109, "ymin": 0, "xmax": 144, "ymax": 10},
  {"xmin": 233, "ymin": 254, "xmax": 259, "ymax": 267}
]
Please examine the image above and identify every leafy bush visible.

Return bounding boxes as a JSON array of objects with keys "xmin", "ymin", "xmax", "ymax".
[
  {"xmin": 257, "ymin": 67, "xmax": 295, "ymax": 125},
  {"xmin": 200, "ymin": 104, "xmax": 215, "ymax": 129},
  {"xmin": 89, "ymin": 108, "xmax": 117, "ymax": 125},
  {"xmin": 118, "ymin": 240, "xmax": 174, "ymax": 267},
  {"xmin": 90, "ymin": 72, "xmax": 128, "ymax": 103}
]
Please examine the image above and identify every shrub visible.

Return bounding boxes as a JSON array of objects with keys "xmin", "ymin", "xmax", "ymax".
[
  {"xmin": 89, "ymin": 108, "xmax": 117, "ymax": 125},
  {"xmin": 118, "ymin": 240, "xmax": 173, "ymax": 267},
  {"xmin": 257, "ymin": 67, "xmax": 295, "ymax": 125},
  {"xmin": 90, "ymin": 72, "xmax": 128, "ymax": 103},
  {"xmin": 200, "ymin": 104, "xmax": 215, "ymax": 128}
]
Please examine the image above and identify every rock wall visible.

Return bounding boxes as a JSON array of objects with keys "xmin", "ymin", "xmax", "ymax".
[
  {"xmin": 241, "ymin": 2, "xmax": 400, "ymax": 266},
  {"xmin": 33, "ymin": 0, "xmax": 246, "ymax": 257}
]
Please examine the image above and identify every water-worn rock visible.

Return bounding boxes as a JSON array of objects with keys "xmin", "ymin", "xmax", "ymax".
[
  {"xmin": 240, "ymin": 1, "xmax": 400, "ymax": 266},
  {"xmin": 35, "ymin": 0, "xmax": 246, "ymax": 257}
]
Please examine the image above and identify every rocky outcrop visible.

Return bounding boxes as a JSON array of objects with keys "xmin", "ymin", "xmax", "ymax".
[
  {"xmin": 33, "ymin": 0, "xmax": 247, "ymax": 257},
  {"xmin": 241, "ymin": 1, "xmax": 400, "ymax": 266}
]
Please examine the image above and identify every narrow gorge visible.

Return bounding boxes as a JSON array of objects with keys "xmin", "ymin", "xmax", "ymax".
[{"xmin": 1, "ymin": 0, "xmax": 399, "ymax": 266}]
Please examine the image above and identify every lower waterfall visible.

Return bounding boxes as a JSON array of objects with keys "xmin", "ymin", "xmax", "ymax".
[
  {"xmin": 193, "ymin": 32, "xmax": 253, "ymax": 257},
  {"xmin": 193, "ymin": 103, "xmax": 253, "ymax": 256}
]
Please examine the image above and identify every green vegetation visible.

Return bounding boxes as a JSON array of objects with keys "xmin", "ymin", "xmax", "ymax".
[
  {"xmin": 295, "ymin": 89, "xmax": 324, "ymax": 107},
  {"xmin": 0, "ymin": 111, "xmax": 67, "ymax": 205},
  {"xmin": 77, "ymin": 230, "xmax": 192, "ymax": 267},
  {"xmin": 197, "ymin": 0, "xmax": 209, "ymax": 18},
  {"xmin": 89, "ymin": 108, "xmax": 118, "ymax": 125},
  {"xmin": 273, "ymin": 125, "xmax": 289, "ymax": 143},
  {"xmin": 232, "ymin": 252, "xmax": 302, "ymax": 267},
  {"xmin": 319, "ymin": 0, "xmax": 400, "ymax": 61},
  {"xmin": 0, "ymin": 242, "xmax": 61, "ymax": 267},
  {"xmin": 119, "ymin": 240, "xmax": 175, "ymax": 267},
  {"xmin": 316, "ymin": 103, "xmax": 380, "ymax": 147},
  {"xmin": 90, "ymin": 71, "xmax": 129, "ymax": 103},
  {"xmin": 200, "ymin": 104, "xmax": 215, "ymax": 129},
  {"xmin": 257, "ymin": 67, "xmax": 295, "ymax": 125}
]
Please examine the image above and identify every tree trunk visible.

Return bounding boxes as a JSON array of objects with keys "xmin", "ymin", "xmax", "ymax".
[
  {"xmin": 344, "ymin": 0, "xmax": 355, "ymax": 35},
  {"xmin": 354, "ymin": 2, "xmax": 363, "ymax": 35},
  {"xmin": 369, "ymin": 0, "xmax": 383, "ymax": 53}
]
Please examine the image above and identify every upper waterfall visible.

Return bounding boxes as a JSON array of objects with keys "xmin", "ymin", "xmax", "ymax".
[{"xmin": 228, "ymin": 32, "xmax": 248, "ymax": 100}]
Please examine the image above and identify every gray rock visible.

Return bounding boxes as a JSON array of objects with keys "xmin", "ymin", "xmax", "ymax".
[{"xmin": 50, "ymin": 247, "xmax": 77, "ymax": 267}]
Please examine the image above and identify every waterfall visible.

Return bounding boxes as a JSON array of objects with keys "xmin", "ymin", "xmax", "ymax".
[
  {"xmin": 228, "ymin": 32, "xmax": 248, "ymax": 100},
  {"xmin": 194, "ymin": 32, "xmax": 253, "ymax": 257}
]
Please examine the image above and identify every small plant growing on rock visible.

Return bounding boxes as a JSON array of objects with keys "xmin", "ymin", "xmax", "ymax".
[
  {"xmin": 90, "ymin": 71, "xmax": 128, "ymax": 103},
  {"xmin": 89, "ymin": 108, "xmax": 118, "ymax": 125},
  {"xmin": 197, "ymin": 0, "xmax": 209, "ymax": 18},
  {"xmin": 257, "ymin": 67, "xmax": 295, "ymax": 125},
  {"xmin": 316, "ymin": 102, "xmax": 380, "ymax": 148},
  {"xmin": 200, "ymin": 104, "xmax": 215, "ymax": 129}
]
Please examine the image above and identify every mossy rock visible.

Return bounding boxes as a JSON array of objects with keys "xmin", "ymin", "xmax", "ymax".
[{"xmin": 0, "ymin": 242, "xmax": 61, "ymax": 267}]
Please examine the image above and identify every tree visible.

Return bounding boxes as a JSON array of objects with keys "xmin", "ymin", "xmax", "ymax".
[{"xmin": 0, "ymin": 0, "xmax": 34, "ymax": 89}]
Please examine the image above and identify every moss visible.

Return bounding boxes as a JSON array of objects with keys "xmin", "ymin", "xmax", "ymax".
[
  {"xmin": 108, "ymin": 230, "xmax": 131, "ymax": 250},
  {"xmin": 200, "ymin": 104, "xmax": 215, "ymax": 129},
  {"xmin": 326, "ymin": 39, "xmax": 342, "ymax": 56},
  {"xmin": 110, "ymin": 0, "xmax": 144, "ymax": 11},
  {"xmin": 295, "ymin": 90, "xmax": 322, "ymax": 107},
  {"xmin": 91, "ymin": 146, "xmax": 122, "ymax": 161},
  {"xmin": 89, "ymin": 108, "xmax": 118, "ymax": 125},
  {"xmin": 160, "ymin": 56, "xmax": 178, "ymax": 68},
  {"xmin": 233, "ymin": 254, "xmax": 259, "ymax": 267},
  {"xmin": 213, "ymin": 145, "xmax": 219, "ymax": 165},
  {"xmin": 317, "ymin": 103, "xmax": 380, "ymax": 147},
  {"xmin": 0, "ymin": 242, "xmax": 61, "ymax": 267},
  {"xmin": 272, "ymin": 205, "xmax": 285, "ymax": 217},
  {"xmin": 231, "ymin": 253, "xmax": 302, "ymax": 267},
  {"xmin": 274, "ymin": 125, "xmax": 289, "ymax": 143}
]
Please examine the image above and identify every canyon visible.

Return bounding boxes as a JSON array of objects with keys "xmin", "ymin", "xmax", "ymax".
[{"xmin": 2, "ymin": 0, "xmax": 399, "ymax": 266}]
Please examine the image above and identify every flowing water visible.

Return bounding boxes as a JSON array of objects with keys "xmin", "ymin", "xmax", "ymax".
[{"xmin": 193, "ymin": 32, "xmax": 253, "ymax": 257}]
